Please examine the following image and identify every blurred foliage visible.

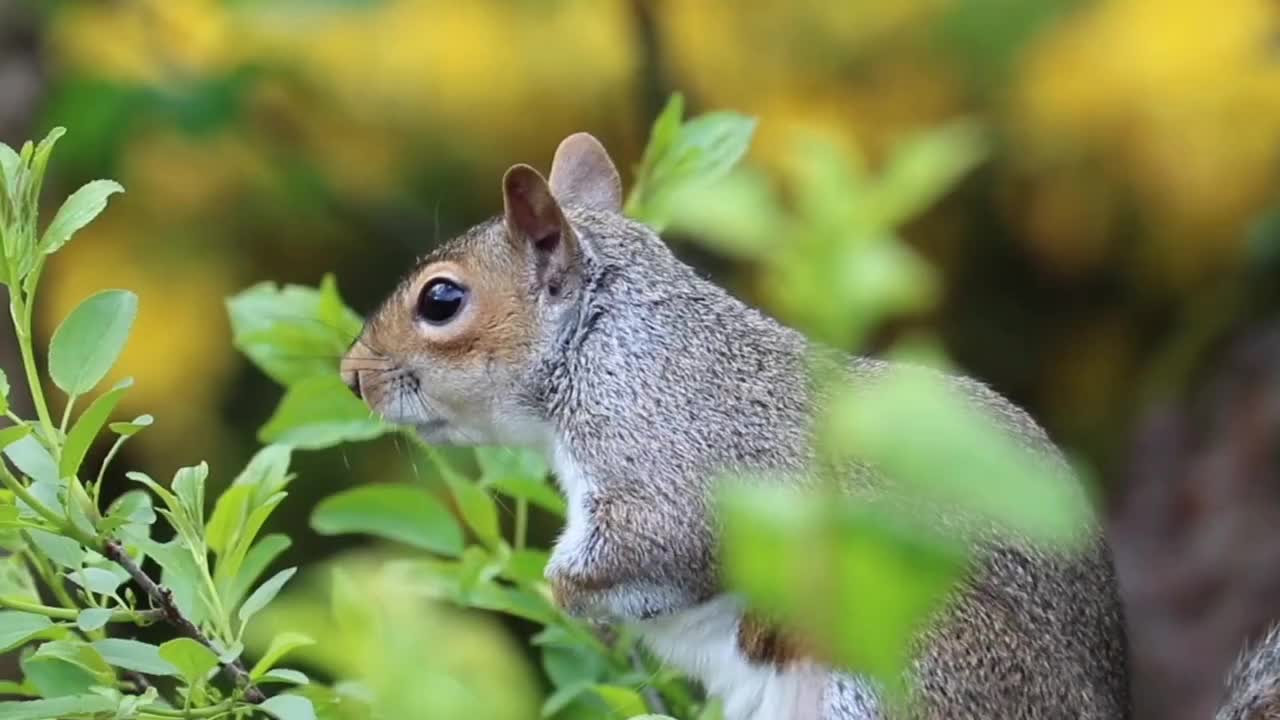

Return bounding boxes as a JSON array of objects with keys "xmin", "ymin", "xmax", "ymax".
[{"xmin": 1, "ymin": 0, "xmax": 1277, "ymax": 717}]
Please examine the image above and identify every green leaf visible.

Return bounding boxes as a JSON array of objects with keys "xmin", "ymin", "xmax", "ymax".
[
  {"xmin": 92, "ymin": 638, "xmax": 179, "ymax": 676},
  {"xmin": 39, "ymin": 179, "xmax": 124, "ymax": 255},
  {"xmin": 445, "ymin": 476, "xmax": 499, "ymax": 547},
  {"xmin": 625, "ymin": 97, "xmax": 757, "ymax": 231},
  {"xmin": 209, "ymin": 445, "xmax": 293, "ymax": 597},
  {"xmin": 104, "ymin": 490, "xmax": 155, "ymax": 529},
  {"xmin": 259, "ymin": 373, "xmax": 391, "ymax": 449},
  {"xmin": 21, "ymin": 640, "xmax": 108, "ymax": 698},
  {"xmin": 108, "ymin": 414, "xmax": 152, "ymax": 437},
  {"xmin": 312, "ymin": 485, "xmax": 463, "ymax": 556},
  {"xmin": 250, "ymin": 631, "xmax": 316, "ymax": 680},
  {"xmin": 260, "ymin": 668, "xmax": 309, "ymax": 686},
  {"xmin": 226, "ymin": 275, "xmax": 363, "ymax": 386},
  {"xmin": 60, "ymin": 377, "xmax": 132, "ymax": 479},
  {"xmin": 590, "ymin": 685, "xmax": 648, "ymax": 717},
  {"xmin": 0, "ymin": 368, "xmax": 9, "ymax": 414},
  {"xmin": 4, "ymin": 433, "xmax": 55, "ymax": 484},
  {"xmin": 172, "ymin": 462, "xmax": 208, "ymax": 530},
  {"xmin": 226, "ymin": 533, "xmax": 291, "ymax": 612},
  {"xmin": 0, "ymin": 695, "xmax": 115, "ymax": 720},
  {"xmin": 67, "ymin": 566, "xmax": 125, "ymax": 596},
  {"xmin": 27, "ymin": 529, "xmax": 83, "ymax": 569},
  {"xmin": 238, "ymin": 566, "xmax": 297, "ymax": 627},
  {"xmin": 261, "ymin": 694, "xmax": 318, "ymax": 720},
  {"xmin": 873, "ymin": 120, "xmax": 987, "ymax": 227},
  {"xmin": 0, "ymin": 611, "xmax": 53, "ymax": 652},
  {"xmin": 0, "ymin": 142, "xmax": 20, "ymax": 195},
  {"xmin": 158, "ymin": 637, "xmax": 219, "ymax": 684},
  {"xmin": 48, "ymin": 290, "xmax": 137, "ymax": 396},
  {"xmin": 75, "ymin": 608, "xmax": 113, "ymax": 633}
]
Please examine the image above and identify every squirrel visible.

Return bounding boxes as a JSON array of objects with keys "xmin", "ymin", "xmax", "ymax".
[{"xmin": 339, "ymin": 132, "xmax": 1280, "ymax": 720}]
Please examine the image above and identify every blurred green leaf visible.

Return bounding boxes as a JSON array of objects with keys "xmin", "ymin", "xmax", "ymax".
[
  {"xmin": 261, "ymin": 668, "xmax": 310, "ymax": 686},
  {"xmin": 48, "ymin": 289, "xmax": 137, "ymax": 396},
  {"xmin": 0, "ymin": 368, "xmax": 8, "ymax": 414},
  {"xmin": 108, "ymin": 414, "xmax": 153, "ymax": 437},
  {"xmin": 590, "ymin": 686, "xmax": 648, "ymax": 717},
  {"xmin": 261, "ymin": 694, "xmax": 318, "ymax": 720},
  {"xmin": 39, "ymin": 179, "xmax": 124, "ymax": 256},
  {"xmin": 172, "ymin": 462, "xmax": 209, "ymax": 532},
  {"xmin": 27, "ymin": 530, "xmax": 83, "ymax": 569},
  {"xmin": 158, "ymin": 637, "xmax": 219, "ymax": 685},
  {"xmin": 251, "ymin": 632, "xmax": 316, "ymax": 680},
  {"xmin": 0, "ymin": 695, "xmax": 115, "ymax": 720},
  {"xmin": 626, "ymin": 93, "xmax": 757, "ymax": 231},
  {"xmin": 227, "ymin": 275, "xmax": 363, "ymax": 387},
  {"xmin": 259, "ymin": 373, "xmax": 391, "ymax": 449},
  {"xmin": 872, "ymin": 120, "xmax": 986, "ymax": 227},
  {"xmin": 21, "ymin": 640, "xmax": 106, "ymax": 698},
  {"xmin": 721, "ymin": 484, "xmax": 967, "ymax": 693},
  {"xmin": 67, "ymin": 566, "xmax": 126, "ymax": 596},
  {"xmin": 92, "ymin": 638, "xmax": 178, "ymax": 676},
  {"xmin": 0, "ymin": 611, "xmax": 54, "ymax": 652},
  {"xmin": 60, "ymin": 378, "xmax": 132, "ymax": 479},
  {"xmin": 312, "ymin": 485, "xmax": 462, "ymax": 556},
  {"xmin": 826, "ymin": 366, "xmax": 1093, "ymax": 545}
]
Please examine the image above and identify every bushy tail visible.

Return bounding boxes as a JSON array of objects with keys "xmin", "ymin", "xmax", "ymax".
[{"xmin": 1216, "ymin": 624, "xmax": 1280, "ymax": 720}]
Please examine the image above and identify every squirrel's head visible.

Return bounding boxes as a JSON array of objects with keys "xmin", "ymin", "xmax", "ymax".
[{"xmin": 340, "ymin": 132, "xmax": 623, "ymax": 446}]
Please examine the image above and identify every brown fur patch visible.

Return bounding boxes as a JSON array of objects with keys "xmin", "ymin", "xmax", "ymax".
[{"xmin": 737, "ymin": 611, "xmax": 812, "ymax": 668}]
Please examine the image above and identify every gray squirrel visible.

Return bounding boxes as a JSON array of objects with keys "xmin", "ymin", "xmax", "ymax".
[{"xmin": 339, "ymin": 132, "xmax": 1280, "ymax": 720}]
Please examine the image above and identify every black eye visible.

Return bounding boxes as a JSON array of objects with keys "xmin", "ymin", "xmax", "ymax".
[{"xmin": 417, "ymin": 278, "xmax": 468, "ymax": 325}]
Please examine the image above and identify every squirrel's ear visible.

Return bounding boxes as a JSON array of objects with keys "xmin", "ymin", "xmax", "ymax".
[
  {"xmin": 503, "ymin": 163, "xmax": 578, "ymax": 290},
  {"xmin": 548, "ymin": 132, "xmax": 622, "ymax": 213}
]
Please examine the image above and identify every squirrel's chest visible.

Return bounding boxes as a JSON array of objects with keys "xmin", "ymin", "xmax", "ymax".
[{"xmin": 636, "ymin": 595, "xmax": 839, "ymax": 720}]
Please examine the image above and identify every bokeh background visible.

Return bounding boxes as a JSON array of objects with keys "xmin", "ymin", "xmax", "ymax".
[{"xmin": 2, "ymin": 1, "xmax": 1279, "ymax": 718}]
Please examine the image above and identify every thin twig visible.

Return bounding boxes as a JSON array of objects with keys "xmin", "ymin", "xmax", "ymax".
[
  {"xmin": 103, "ymin": 540, "xmax": 264, "ymax": 703},
  {"xmin": 631, "ymin": 648, "xmax": 668, "ymax": 716}
]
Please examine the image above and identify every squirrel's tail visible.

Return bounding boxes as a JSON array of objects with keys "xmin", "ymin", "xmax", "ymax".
[{"xmin": 1215, "ymin": 624, "xmax": 1280, "ymax": 720}]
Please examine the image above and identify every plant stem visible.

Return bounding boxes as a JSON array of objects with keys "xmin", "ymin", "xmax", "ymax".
[
  {"xmin": 103, "ymin": 540, "xmax": 264, "ymax": 704},
  {"xmin": 9, "ymin": 262, "xmax": 58, "ymax": 450},
  {"xmin": 20, "ymin": 541, "xmax": 80, "ymax": 613},
  {"xmin": 136, "ymin": 700, "xmax": 236, "ymax": 718},
  {"xmin": 94, "ymin": 434, "xmax": 129, "ymax": 505},
  {"xmin": 0, "ymin": 594, "xmax": 162, "ymax": 624},
  {"xmin": 514, "ymin": 497, "xmax": 528, "ymax": 552},
  {"xmin": 0, "ymin": 462, "xmax": 96, "ymax": 547}
]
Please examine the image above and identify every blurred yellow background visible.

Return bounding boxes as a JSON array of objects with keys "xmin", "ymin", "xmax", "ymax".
[{"xmin": 3, "ymin": 1, "xmax": 1279, "ymax": 718}]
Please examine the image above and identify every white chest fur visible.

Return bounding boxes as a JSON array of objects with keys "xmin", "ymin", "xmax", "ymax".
[
  {"xmin": 547, "ymin": 444, "xmax": 830, "ymax": 720},
  {"xmin": 638, "ymin": 595, "xmax": 828, "ymax": 720}
]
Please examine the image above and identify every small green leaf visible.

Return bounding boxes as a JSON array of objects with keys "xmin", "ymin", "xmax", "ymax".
[
  {"xmin": 259, "ymin": 373, "xmax": 391, "ymax": 449},
  {"xmin": 39, "ymin": 179, "xmax": 124, "ymax": 255},
  {"xmin": 250, "ymin": 632, "xmax": 315, "ymax": 679},
  {"xmin": 75, "ymin": 608, "xmax": 113, "ymax": 633},
  {"xmin": 226, "ymin": 276, "xmax": 363, "ymax": 386},
  {"xmin": 312, "ymin": 485, "xmax": 463, "ymax": 556},
  {"xmin": 4, "ymin": 433, "xmax": 55, "ymax": 484},
  {"xmin": 225, "ymin": 533, "xmax": 291, "ymax": 611},
  {"xmin": 446, "ymin": 476, "xmax": 499, "ymax": 547},
  {"xmin": 0, "ymin": 695, "xmax": 115, "ymax": 720},
  {"xmin": 260, "ymin": 668, "xmax": 309, "ymax": 685},
  {"xmin": 238, "ymin": 566, "xmax": 297, "ymax": 627},
  {"xmin": 590, "ymin": 685, "xmax": 648, "ymax": 717},
  {"xmin": 92, "ymin": 638, "xmax": 179, "ymax": 676},
  {"xmin": 261, "ymin": 694, "xmax": 318, "ymax": 720},
  {"xmin": 21, "ymin": 640, "xmax": 108, "ymax": 697},
  {"xmin": 172, "ymin": 462, "xmax": 208, "ymax": 530},
  {"xmin": 108, "ymin": 414, "xmax": 153, "ymax": 437},
  {"xmin": 60, "ymin": 377, "xmax": 132, "ymax": 478},
  {"xmin": 67, "ymin": 566, "xmax": 126, "ymax": 596},
  {"xmin": 48, "ymin": 290, "xmax": 138, "ymax": 396},
  {"xmin": 0, "ymin": 368, "xmax": 9, "ymax": 414},
  {"xmin": 158, "ymin": 637, "xmax": 219, "ymax": 684},
  {"xmin": 0, "ymin": 611, "xmax": 53, "ymax": 652}
]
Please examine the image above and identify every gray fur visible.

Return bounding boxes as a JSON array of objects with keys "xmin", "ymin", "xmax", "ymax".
[{"xmin": 352, "ymin": 168, "xmax": 1280, "ymax": 719}]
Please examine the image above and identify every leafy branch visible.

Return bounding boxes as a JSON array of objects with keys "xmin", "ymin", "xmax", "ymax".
[{"xmin": 0, "ymin": 130, "xmax": 314, "ymax": 720}]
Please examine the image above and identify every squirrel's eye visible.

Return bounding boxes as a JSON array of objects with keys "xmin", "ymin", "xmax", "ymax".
[{"xmin": 417, "ymin": 278, "xmax": 468, "ymax": 325}]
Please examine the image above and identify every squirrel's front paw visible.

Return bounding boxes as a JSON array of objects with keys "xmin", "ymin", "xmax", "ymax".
[{"xmin": 547, "ymin": 566, "xmax": 613, "ymax": 619}]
